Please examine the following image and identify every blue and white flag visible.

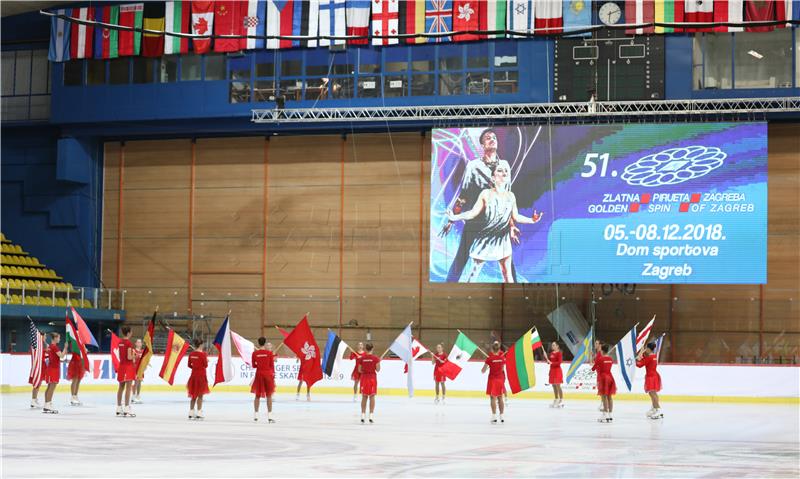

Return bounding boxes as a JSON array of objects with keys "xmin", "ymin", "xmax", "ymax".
[
  {"xmin": 562, "ymin": 0, "xmax": 592, "ymax": 36},
  {"xmin": 315, "ymin": 0, "xmax": 346, "ymax": 46},
  {"xmin": 321, "ymin": 330, "xmax": 349, "ymax": 377},
  {"xmin": 508, "ymin": 0, "xmax": 534, "ymax": 35},
  {"xmin": 389, "ymin": 324, "xmax": 414, "ymax": 397},
  {"xmin": 615, "ymin": 323, "xmax": 638, "ymax": 392},
  {"xmin": 48, "ymin": 8, "xmax": 71, "ymax": 62}
]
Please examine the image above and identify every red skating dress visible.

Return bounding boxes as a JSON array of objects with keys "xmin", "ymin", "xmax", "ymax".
[
  {"xmin": 548, "ymin": 351, "xmax": 563, "ymax": 385},
  {"xmin": 251, "ymin": 349, "xmax": 276, "ymax": 398},
  {"xmin": 636, "ymin": 354, "xmax": 662, "ymax": 392},
  {"xmin": 592, "ymin": 353, "xmax": 616, "ymax": 396},
  {"xmin": 484, "ymin": 352, "xmax": 506, "ymax": 397},
  {"xmin": 358, "ymin": 353, "xmax": 380, "ymax": 396},
  {"xmin": 186, "ymin": 350, "xmax": 210, "ymax": 398}
]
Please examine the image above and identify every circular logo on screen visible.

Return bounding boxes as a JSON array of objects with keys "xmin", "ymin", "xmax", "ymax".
[{"xmin": 621, "ymin": 146, "xmax": 727, "ymax": 188}]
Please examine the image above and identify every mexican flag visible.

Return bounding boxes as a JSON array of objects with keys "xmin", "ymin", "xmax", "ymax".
[
  {"xmin": 441, "ymin": 331, "xmax": 478, "ymax": 380},
  {"xmin": 506, "ymin": 329, "xmax": 537, "ymax": 394},
  {"xmin": 65, "ymin": 313, "xmax": 90, "ymax": 373}
]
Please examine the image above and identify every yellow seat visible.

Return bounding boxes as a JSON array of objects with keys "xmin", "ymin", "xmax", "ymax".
[
  {"xmin": 54, "ymin": 297, "xmax": 66, "ymax": 307},
  {"xmin": 23, "ymin": 295, "xmax": 36, "ymax": 305},
  {"xmin": 10, "ymin": 294, "xmax": 21, "ymax": 304},
  {"xmin": 0, "ymin": 295, "xmax": 5, "ymax": 304}
]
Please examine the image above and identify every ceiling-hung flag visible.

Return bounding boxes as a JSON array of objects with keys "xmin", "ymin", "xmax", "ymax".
[
  {"xmin": 683, "ymin": 0, "xmax": 713, "ymax": 31},
  {"xmin": 142, "ymin": 2, "xmax": 166, "ymax": 57},
  {"xmin": 535, "ymin": 0, "xmax": 563, "ymax": 33},
  {"xmin": 213, "ymin": 315, "xmax": 234, "ymax": 385},
  {"xmin": 508, "ymin": 0, "xmax": 534, "ymax": 36},
  {"xmin": 191, "ymin": 1, "xmax": 215, "ymax": 54},
  {"xmin": 615, "ymin": 323, "xmax": 638, "ymax": 391},
  {"xmin": 400, "ymin": 0, "xmax": 426, "ymax": 43},
  {"xmin": 485, "ymin": 0, "xmax": 506, "ymax": 38},
  {"xmin": 159, "ymin": 328, "xmax": 189, "ymax": 385},
  {"xmin": 745, "ymin": 0, "xmax": 788, "ymax": 32},
  {"xmin": 346, "ymin": 0, "xmax": 372, "ymax": 44},
  {"xmin": 625, "ymin": 0, "xmax": 655, "ymax": 34},
  {"xmin": 295, "ymin": 0, "xmax": 320, "ymax": 47},
  {"xmin": 425, "ymin": 0, "xmax": 453, "ymax": 42},
  {"xmin": 118, "ymin": 3, "xmax": 145, "ymax": 56},
  {"xmin": 94, "ymin": 5, "xmax": 120, "ymax": 59},
  {"xmin": 563, "ymin": 0, "xmax": 592, "ymax": 36},
  {"xmin": 452, "ymin": 0, "xmax": 487, "ymax": 41},
  {"xmin": 653, "ymin": 0, "xmax": 676, "ymax": 33},
  {"xmin": 266, "ymin": 1, "xmax": 320, "ymax": 49},
  {"xmin": 49, "ymin": 8, "xmax": 71, "ymax": 62},
  {"xmin": 70, "ymin": 7, "xmax": 94, "ymax": 59},
  {"xmin": 315, "ymin": 0, "xmax": 346, "ymax": 47},
  {"xmin": 240, "ymin": 0, "xmax": 267, "ymax": 50},
  {"xmin": 214, "ymin": 0, "xmax": 243, "ymax": 52},
  {"xmin": 786, "ymin": 0, "xmax": 800, "ymax": 26},
  {"xmin": 165, "ymin": 1, "xmax": 191, "ymax": 54},
  {"xmin": 372, "ymin": 0, "xmax": 399, "ymax": 45},
  {"xmin": 712, "ymin": 0, "xmax": 743, "ymax": 32}
]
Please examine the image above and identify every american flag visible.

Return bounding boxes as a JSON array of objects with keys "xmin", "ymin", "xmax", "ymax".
[{"xmin": 28, "ymin": 318, "xmax": 44, "ymax": 388}]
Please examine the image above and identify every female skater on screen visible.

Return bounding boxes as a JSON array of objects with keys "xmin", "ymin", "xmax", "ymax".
[
  {"xmin": 186, "ymin": 339, "xmax": 209, "ymax": 420},
  {"xmin": 637, "ymin": 341, "xmax": 663, "ymax": 419},
  {"xmin": 132, "ymin": 338, "xmax": 144, "ymax": 404},
  {"xmin": 447, "ymin": 163, "xmax": 543, "ymax": 283},
  {"xmin": 359, "ymin": 343, "xmax": 381, "ymax": 424},
  {"xmin": 432, "ymin": 343, "xmax": 448, "ymax": 404},
  {"xmin": 593, "ymin": 342, "xmax": 616, "ymax": 423},
  {"xmin": 350, "ymin": 342, "xmax": 365, "ymax": 402},
  {"xmin": 251, "ymin": 337, "xmax": 276, "ymax": 423},
  {"xmin": 547, "ymin": 341, "xmax": 564, "ymax": 408},
  {"xmin": 482, "ymin": 341, "xmax": 506, "ymax": 424}
]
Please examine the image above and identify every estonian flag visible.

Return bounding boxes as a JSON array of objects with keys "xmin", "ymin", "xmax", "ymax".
[{"xmin": 321, "ymin": 330, "xmax": 349, "ymax": 378}]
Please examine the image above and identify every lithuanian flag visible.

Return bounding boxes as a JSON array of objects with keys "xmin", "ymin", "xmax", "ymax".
[
  {"xmin": 159, "ymin": 328, "xmax": 189, "ymax": 385},
  {"xmin": 506, "ymin": 329, "xmax": 537, "ymax": 394}
]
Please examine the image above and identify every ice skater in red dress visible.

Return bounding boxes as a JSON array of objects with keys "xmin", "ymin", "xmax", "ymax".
[
  {"xmin": 482, "ymin": 341, "xmax": 506, "ymax": 424},
  {"xmin": 349, "ymin": 341, "xmax": 365, "ymax": 402},
  {"xmin": 251, "ymin": 337, "xmax": 277, "ymax": 423},
  {"xmin": 132, "ymin": 338, "xmax": 144, "ymax": 404},
  {"xmin": 66, "ymin": 346, "xmax": 85, "ymax": 406},
  {"xmin": 295, "ymin": 358, "xmax": 311, "ymax": 402},
  {"xmin": 637, "ymin": 341, "xmax": 663, "ymax": 419},
  {"xmin": 593, "ymin": 342, "xmax": 616, "ymax": 423},
  {"xmin": 30, "ymin": 347, "xmax": 46, "ymax": 409},
  {"xmin": 358, "ymin": 343, "xmax": 380, "ymax": 424},
  {"xmin": 115, "ymin": 326, "xmax": 137, "ymax": 417},
  {"xmin": 187, "ymin": 339, "xmax": 209, "ymax": 420},
  {"xmin": 432, "ymin": 343, "xmax": 448, "ymax": 404},
  {"xmin": 43, "ymin": 332, "xmax": 65, "ymax": 414},
  {"xmin": 546, "ymin": 341, "xmax": 564, "ymax": 408}
]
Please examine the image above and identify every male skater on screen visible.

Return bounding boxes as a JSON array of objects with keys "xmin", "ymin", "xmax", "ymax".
[{"xmin": 439, "ymin": 128, "xmax": 518, "ymax": 282}]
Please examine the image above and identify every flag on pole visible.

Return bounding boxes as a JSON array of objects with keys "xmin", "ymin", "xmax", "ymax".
[
  {"xmin": 277, "ymin": 326, "xmax": 290, "ymax": 338},
  {"xmin": 321, "ymin": 330, "xmax": 349, "ymax": 377},
  {"xmin": 565, "ymin": 326, "xmax": 593, "ymax": 384},
  {"xmin": 213, "ymin": 315, "xmax": 234, "ymax": 385},
  {"xmin": 316, "ymin": 0, "xmax": 347, "ymax": 46},
  {"xmin": 231, "ymin": 330, "xmax": 256, "ymax": 367},
  {"xmin": 440, "ymin": 331, "xmax": 478, "ymax": 379},
  {"xmin": 110, "ymin": 331, "xmax": 122, "ymax": 373},
  {"xmin": 159, "ymin": 328, "xmax": 189, "ymax": 385},
  {"xmin": 625, "ymin": 0, "xmax": 655, "ymax": 34},
  {"xmin": 615, "ymin": 324, "xmax": 638, "ymax": 391},
  {"xmin": 404, "ymin": 337, "xmax": 429, "ymax": 373},
  {"xmin": 136, "ymin": 310, "xmax": 156, "ymax": 379},
  {"xmin": 506, "ymin": 328, "xmax": 537, "ymax": 394},
  {"xmin": 654, "ymin": 334, "xmax": 665, "ymax": 360},
  {"xmin": 141, "ymin": 2, "xmax": 166, "ymax": 56},
  {"xmin": 191, "ymin": 0, "xmax": 215, "ymax": 54},
  {"xmin": 372, "ymin": 0, "xmax": 400, "ymax": 45},
  {"xmin": 283, "ymin": 315, "xmax": 324, "ymax": 388},
  {"xmin": 563, "ymin": 0, "xmax": 592, "ymax": 36},
  {"xmin": 530, "ymin": 327, "xmax": 543, "ymax": 351},
  {"xmin": 70, "ymin": 7, "xmax": 95, "ymax": 59},
  {"xmin": 389, "ymin": 324, "xmax": 415, "ymax": 397},
  {"xmin": 28, "ymin": 319, "xmax": 45, "ymax": 388},
  {"xmin": 535, "ymin": 0, "xmax": 563, "ymax": 34},
  {"xmin": 636, "ymin": 315, "xmax": 655, "ymax": 352},
  {"xmin": 49, "ymin": 8, "xmax": 71, "ymax": 62},
  {"xmin": 70, "ymin": 306, "xmax": 98, "ymax": 349},
  {"xmin": 240, "ymin": 0, "xmax": 267, "ymax": 50},
  {"xmin": 347, "ymin": 0, "xmax": 372, "ymax": 45},
  {"xmin": 165, "ymin": 0, "xmax": 191, "ymax": 54},
  {"xmin": 425, "ymin": 0, "xmax": 453, "ymax": 42},
  {"xmin": 65, "ymin": 312, "xmax": 90, "ymax": 373}
]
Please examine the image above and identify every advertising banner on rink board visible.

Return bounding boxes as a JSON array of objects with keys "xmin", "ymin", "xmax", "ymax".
[{"xmin": 430, "ymin": 123, "xmax": 767, "ymax": 284}]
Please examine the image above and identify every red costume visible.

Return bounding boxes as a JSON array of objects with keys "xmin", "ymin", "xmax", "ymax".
[
  {"xmin": 133, "ymin": 348, "xmax": 144, "ymax": 380},
  {"xmin": 349, "ymin": 351, "xmax": 364, "ymax": 381},
  {"xmin": 117, "ymin": 338, "xmax": 135, "ymax": 383},
  {"xmin": 636, "ymin": 354, "xmax": 662, "ymax": 392},
  {"xmin": 433, "ymin": 353, "xmax": 448, "ymax": 383},
  {"xmin": 484, "ymin": 352, "xmax": 506, "ymax": 397},
  {"xmin": 358, "ymin": 353, "xmax": 380, "ymax": 396},
  {"xmin": 251, "ymin": 349, "xmax": 276, "ymax": 398},
  {"xmin": 548, "ymin": 351, "xmax": 563, "ymax": 385},
  {"xmin": 592, "ymin": 352, "xmax": 616, "ymax": 396},
  {"xmin": 186, "ymin": 350, "xmax": 210, "ymax": 398},
  {"xmin": 66, "ymin": 352, "xmax": 85, "ymax": 380},
  {"xmin": 45, "ymin": 343, "xmax": 60, "ymax": 384}
]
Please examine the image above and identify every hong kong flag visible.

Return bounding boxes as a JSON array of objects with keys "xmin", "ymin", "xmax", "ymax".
[
  {"xmin": 283, "ymin": 315, "xmax": 323, "ymax": 388},
  {"xmin": 452, "ymin": 0, "xmax": 486, "ymax": 42}
]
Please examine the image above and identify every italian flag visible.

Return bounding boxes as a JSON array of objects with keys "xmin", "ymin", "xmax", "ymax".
[
  {"xmin": 506, "ymin": 329, "xmax": 537, "ymax": 394},
  {"xmin": 65, "ymin": 313, "xmax": 90, "ymax": 372},
  {"xmin": 441, "ymin": 331, "xmax": 478, "ymax": 380}
]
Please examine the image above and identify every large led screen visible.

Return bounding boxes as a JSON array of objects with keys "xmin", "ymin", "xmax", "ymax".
[{"xmin": 430, "ymin": 123, "xmax": 767, "ymax": 284}]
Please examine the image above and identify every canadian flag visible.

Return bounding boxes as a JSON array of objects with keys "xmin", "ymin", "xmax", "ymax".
[
  {"xmin": 191, "ymin": 1, "xmax": 215, "ymax": 54},
  {"xmin": 404, "ymin": 337, "xmax": 429, "ymax": 373}
]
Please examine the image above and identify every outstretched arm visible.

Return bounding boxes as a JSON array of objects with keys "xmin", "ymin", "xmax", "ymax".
[
  {"xmin": 511, "ymin": 197, "xmax": 543, "ymax": 225},
  {"xmin": 448, "ymin": 191, "xmax": 487, "ymax": 222}
]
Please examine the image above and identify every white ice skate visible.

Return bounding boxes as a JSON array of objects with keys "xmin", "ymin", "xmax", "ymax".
[
  {"xmin": 650, "ymin": 408, "xmax": 664, "ymax": 419},
  {"xmin": 434, "ymin": 396, "xmax": 440, "ymax": 404},
  {"xmin": 368, "ymin": 413, "xmax": 374, "ymax": 424},
  {"xmin": 196, "ymin": 410, "xmax": 204, "ymax": 420},
  {"xmin": 549, "ymin": 400, "xmax": 558, "ymax": 408},
  {"xmin": 441, "ymin": 397, "xmax": 446, "ymax": 405},
  {"xmin": 491, "ymin": 414, "xmax": 497, "ymax": 424},
  {"xmin": 132, "ymin": 396, "xmax": 142, "ymax": 404},
  {"xmin": 267, "ymin": 413, "xmax": 275, "ymax": 424},
  {"xmin": 360, "ymin": 413, "xmax": 366, "ymax": 424},
  {"xmin": 598, "ymin": 412, "xmax": 611, "ymax": 423},
  {"xmin": 189, "ymin": 409, "xmax": 196, "ymax": 420},
  {"xmin": 253, "ymin": 412, "xmax": 259, "ymax": 422},
  {"xmin": 70, "ymin": 396, "xmax": 82, "ymax": 406},
  {"xmin": 123, "ymin": 406, "xmax": 136, "ymax": 418},
  {"xmin": 30, "ymin": 398, "xmax": 41, "ymax": 409},
  {"xmin": 499, "ymin": 415, "xmax": 505, "ymax": 424},
  {"xmin": 116, "ymin": 406, "xmax": 123, "ymax": 416},
  {"xmin": 42, "ymin": 402, "xmax": 58, "ymax": 414}
]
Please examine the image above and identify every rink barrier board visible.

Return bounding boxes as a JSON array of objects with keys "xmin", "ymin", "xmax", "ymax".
[{"xmin": 2, "ymin": 354, "xmax": 798, "ymax": 403}]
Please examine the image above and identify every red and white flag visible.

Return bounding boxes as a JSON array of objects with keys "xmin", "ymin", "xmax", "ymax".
[
  {"xmin": 625, "ymin": 0, "xmax": 656, "ymax": 34},
  {"xmin": 535, "ymin": 0, "xmax": 563, "ymax": 34},
  {"xmin": 191, "ymin": 1, "xmax": 215, "ymax": 54},
  {"xmin": 713, "ymin": 0, "xmax": 744, "ymax": 32},
  {"xmin": 636, "ymin": 315, "xmax": 656, "ymax": 352},
  {"xmin": 745, "ymin": 0, "xmax": 789, "ymax": 32},
  {"xmin": 231, "ymin": 330, "xmax": 256, "ymax": 368},
  {"xmin": 283, "ymin": 315, "xmax": 324, "ymax": 388},
  {"xmin": 346, "ymin": 0, "xmax": 372, "ymax": 45},
  {"xmin": 683, "ymin": 0, "xmax": 714, "ymax": 31},
  {"xmin": 372, "ymin": 0, "xmax": 399, "ymax": 45},
  {"xmin": 69, "ymin": 7, "xmax": 94, "ymax": 59},
  {"xmin": 404, "ymin": 337, "xmax": 429, "ymax": 373},
  {"xmin": 28, "ymin": 319, "xmax": 44, "ymax": 388},
  {"xmin": 452, "ymin": 0, "xmax": 486, "ymax": 41}
]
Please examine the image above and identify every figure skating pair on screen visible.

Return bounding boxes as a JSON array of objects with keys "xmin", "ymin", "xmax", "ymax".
[{"xmin": 442, "ymin": 129, "xmax": 543, "ymax": 283}]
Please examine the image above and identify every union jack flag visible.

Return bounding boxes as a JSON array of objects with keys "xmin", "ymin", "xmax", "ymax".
[
  {"xmin": 425, "ymin": 0, "xmax": 452, "ymax": 42},
  {"xmin": 28, "ymin": 318, "xmax": 44, "ymax": 388}
]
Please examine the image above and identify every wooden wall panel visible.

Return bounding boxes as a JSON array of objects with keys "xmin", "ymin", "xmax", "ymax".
[{"xmin": 121, "ymin": 140, "xmax": 191, "ymax": 189}]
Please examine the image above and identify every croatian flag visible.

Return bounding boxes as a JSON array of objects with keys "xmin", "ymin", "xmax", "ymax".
[
  {"xmin": 615, "ymin": 324, "xmax": 638, "ymax": 392},
  {"xmin": 213, "ymin": 316, "xmax": 234, "ymax": 386},
  {"xmin": 389, "ymin": 324, "xmax": 414, "ymax": 397},
  {"xmin": 241, "ymin": 0, "xmax": 267, "ymax": 50}
]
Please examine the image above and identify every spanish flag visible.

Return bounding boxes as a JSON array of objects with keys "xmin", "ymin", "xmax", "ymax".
[
  {"xmin": 159, "ymin": 328, "xmax": 189, "ymax": 385},
  {"xmin": 136, "ymin": 309, "xmax": 156, "ymax": 379}
]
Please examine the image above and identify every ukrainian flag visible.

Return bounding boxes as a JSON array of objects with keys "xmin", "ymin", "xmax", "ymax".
[{"xmin": 565, "ymin": 326, "xmax": 594, "ymax": 384}]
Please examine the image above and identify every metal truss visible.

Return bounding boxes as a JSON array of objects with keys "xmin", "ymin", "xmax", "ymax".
[{"xmin": 252, "ymin": 97, "xmax": 800, "ymax": 123}]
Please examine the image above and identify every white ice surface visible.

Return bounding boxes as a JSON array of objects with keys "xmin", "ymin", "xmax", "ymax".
[{"xmin": 2, "ymin": 391, "xmax": 798, "ymax": 478}]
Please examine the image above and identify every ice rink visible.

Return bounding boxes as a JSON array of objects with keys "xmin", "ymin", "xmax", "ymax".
[{"xmin": 2, "ymin": 391, "xmax": 798, "ymax": 478}]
